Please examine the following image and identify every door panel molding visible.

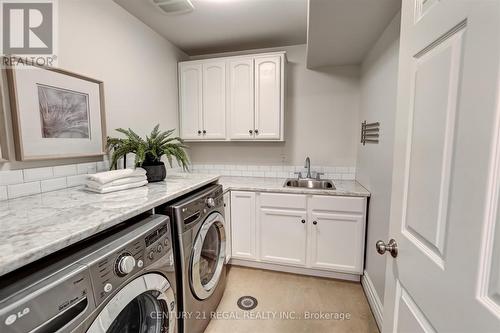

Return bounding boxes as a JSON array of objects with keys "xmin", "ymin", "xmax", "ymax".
[
  {"xmin": 477, "ymin": 85, "xmax": 500, "ymax": 318},
  {"xmin": 401, "ymin": 22, "xmax": 465, "ymax": 267},
  {"xmin": 393, "ymin": 282, "xmax": 437, "ymax": 333}
]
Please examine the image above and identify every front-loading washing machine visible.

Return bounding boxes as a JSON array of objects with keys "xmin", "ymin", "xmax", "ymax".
[
  {"xmin": 163, "ymin": 184, "xmax": 227, "ymax": 333},
  {"xmin": 0, "ymin": 214, "xmax": 178, "ymax": 333}
]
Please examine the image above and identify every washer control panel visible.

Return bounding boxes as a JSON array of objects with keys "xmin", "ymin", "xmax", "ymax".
[{"xmin": 87, "ymin": 216, "xmax": 172, "ymax": 306}]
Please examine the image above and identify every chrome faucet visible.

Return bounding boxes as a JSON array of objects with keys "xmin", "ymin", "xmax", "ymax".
[{"xmin": 304, "ymin": 157, "xmax": 312, "ymax": 179}]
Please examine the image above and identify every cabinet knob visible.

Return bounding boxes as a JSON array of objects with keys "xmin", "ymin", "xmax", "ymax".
[
  {"xmin": 198, "ymin": 130, "xmax": 201, "ymax": 135},
  {"xmin": 255, "ymin": 129, "xmax": 259, "ymax": 134},
  {"xmin": 301, "ymin": 219, "xmax": 306, "ymax": 224},
  {"xmin": 313, "ymin": 221, "xmax": 318, "ymax": 225},
  {"xmin": 249, "ymin": 130, "xmax": 253, "ymax": 134},
  {"xmin": 203, "ymin": 130, "xmax": 207, "ymax": 134}
]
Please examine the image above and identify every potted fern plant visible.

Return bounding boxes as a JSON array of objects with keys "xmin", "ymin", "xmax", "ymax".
[{"xmin": 107, "ymin": 125, "xmax": 189, "ymax": 182}]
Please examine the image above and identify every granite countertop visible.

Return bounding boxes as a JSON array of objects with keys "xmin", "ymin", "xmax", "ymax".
[
  {"xmin": 218, "ymin": 176, "xmax": 370, "ymax": 197},
  {"xmin": 0, "ymin": 173, "xmax": 219, "ymax": 277}
]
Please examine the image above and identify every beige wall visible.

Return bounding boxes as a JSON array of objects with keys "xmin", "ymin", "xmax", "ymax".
[
  {"xmin": 357, "ymin": 13, "xmax": 401, "ymax": 305},
  {"xmin": 188, "ymin": 44, "xmax": 361, "ymax": 167},
  {"xmin": 0, "ymin": 0, "xmax": 186, "ymax": 170}
]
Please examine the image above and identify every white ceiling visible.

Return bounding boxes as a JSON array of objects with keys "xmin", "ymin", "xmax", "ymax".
[
  {"xmin": 114, "ymin": 0, "xmax": 308, "ymax": 56},
  {"xmin": 307, "ymin": 0, "xmax": 401, "ymax": 68}
]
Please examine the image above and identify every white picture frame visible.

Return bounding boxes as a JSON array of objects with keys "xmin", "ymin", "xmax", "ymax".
[{"xmin": 5, "ymin": 59, "xmax": 106, "ymax": 161}]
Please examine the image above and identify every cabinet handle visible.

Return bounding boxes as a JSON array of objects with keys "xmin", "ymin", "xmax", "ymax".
[
  {"xmin": 313, "ymin": 221, "xmax": 318, "ymax": 225},
  {"xmin": 203, "ymin": 130, "xmax": 207, "ymax": 134},
  {"xmin": 301, "ymin": 219, "xmax": 306, "ymax": 224},
  {"xmin": 255, "ymin": 129, "xmax": 259, "ymax": 134},
  {"xmin": 249, "ymin": 130, "xmax": 253, "ymax": 134},
  {"xmin": 198, "ymin": 130, "xmax": 201, "ymax": 135}
]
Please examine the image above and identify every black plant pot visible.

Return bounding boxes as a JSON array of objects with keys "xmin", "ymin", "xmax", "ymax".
[{"xmin": 141, "ymin": 161, "xmax": 166, "ymax": 182}]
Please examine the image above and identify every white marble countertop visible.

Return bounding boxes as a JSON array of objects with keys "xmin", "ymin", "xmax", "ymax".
[
  {"xmin": 0, "ymin": 173, "xmax": 369, "ymax": 277},
  {"xmin": 0, "ymin": 173, "xmax": 219, "ymax": 277},
  {"xmin": 218, "ymin": 176, "xmax": 370, "ymax": 197}
]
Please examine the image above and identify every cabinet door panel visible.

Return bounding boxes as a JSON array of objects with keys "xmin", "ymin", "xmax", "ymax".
[
  {"xmin": 228, "ymin": 59, "xmax": 255, "ymax": 140},
  {"xmin": 260, "ymin": 208, "xmax": 307, "ymax": 266},
  {"xmin": 230, "ymin": 191, "xmax": 256, "ymax": 259},
  {"xmin": 202, "ymin": 62, "xmax": 226, "ymax": 139},
  {"xmin": 179, "ymin": 64, "xmax": 202, "ymax": 140},
  {"xmin": 254, "ymin": 56, "xmax": 281, "ymax": 140},
  {"xmin": 310, "ymin": 212, "xmax": 364, "ymax": 274}
]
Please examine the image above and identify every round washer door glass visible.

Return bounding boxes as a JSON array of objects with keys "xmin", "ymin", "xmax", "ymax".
[
  {"xmin": 87, "ymin": 274, "xmax": 176, "ymax": 333},
  {"xmin": 108, "ymin": 290, "xmax": 166, "ymax": 333},
  {"xmin": 191, "ymin": 212, "xmax": 226, "ymax": 300}
]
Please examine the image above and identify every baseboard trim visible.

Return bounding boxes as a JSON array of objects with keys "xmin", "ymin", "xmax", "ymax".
[
  {"xmin": 361, "ymin": 270, "xmax": 383, "ymax": 330},
  {"xmin": 229, "ymin": 258, "xmax": 361, "ymax": 282}
]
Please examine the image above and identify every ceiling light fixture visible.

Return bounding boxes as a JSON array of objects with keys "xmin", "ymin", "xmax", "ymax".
[{"xmin": 150, "ymin": 0, "xmax": 194, "ymax": 15}]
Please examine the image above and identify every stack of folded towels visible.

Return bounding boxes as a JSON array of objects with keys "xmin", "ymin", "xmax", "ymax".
[{"xmin": 85, "ymin": 168, "xmax": 148, "ymax": 194}]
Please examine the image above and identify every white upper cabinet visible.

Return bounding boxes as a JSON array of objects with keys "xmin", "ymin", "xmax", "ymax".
[
  {"xmin": 202, "ymin": 61, "xmax": 226, "ymax": 139},
  {"xmin": 254, "ymin": 56, "xmax": 282, "ymax": 140},
  {"xmin": 178, "ymin": 52, "xmax": 286, "ymax": 141},
  {"xmin": 228, "ymin": 58, "xmax": 255, "ymax": 140},
  {"xmin": 179, "ymin": 63, "xmax": 202, "ymax": 140}
]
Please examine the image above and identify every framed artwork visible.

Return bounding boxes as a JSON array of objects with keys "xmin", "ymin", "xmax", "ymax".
[{"xmin": 5, "ymin": 59, "xmax": 106, "ymax": 161}]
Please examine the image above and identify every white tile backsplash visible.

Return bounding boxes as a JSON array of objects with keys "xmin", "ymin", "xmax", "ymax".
[
  {"xmin": 0, "ymin": 186, "xmax": 7, "ymax": 201},
  {"xmin": 8, "ymin": 182, "xmax": 41, "ymax": 199},
  {"xmin": 189, "ymin": 164, "xmax": 356, "ymax": 181},
  {"xmin": 67, "ymin": 174, "xmax": 88, "ymax": 187},
  {"xmin": 23, "ymin": 167, "xmax": 54, "ymax": 182},
  {"xmin": 0, "ymin": 161, "xmax": 355, "ymax": 202},
  {"xmin": 0, "ymin": 160, "xmax": 111, "ymax": 201},
  {"xmin": 53, "ymin": 165, "xmax": 78, "ymax": 177},
  {"xmin": 41, "ymin": 177, "xmax": 67, "ymax": 193},
  {"xmin": 77, "ymin": 162, "xmax": 98, "ymax": 175},
  {"xmin": 0, "ymin": 170, "xmax": 24, "ymax": 185}
]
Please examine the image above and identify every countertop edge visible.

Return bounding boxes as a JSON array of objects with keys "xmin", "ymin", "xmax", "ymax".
[{"xmin": 217, "ymin": 177, "xmax": 370, "ymax": 197}]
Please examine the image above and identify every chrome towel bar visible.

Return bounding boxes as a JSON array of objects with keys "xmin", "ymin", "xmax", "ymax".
[{"xmin": 361, "ymin": 121, "xmax": 380, "ymax": 145}]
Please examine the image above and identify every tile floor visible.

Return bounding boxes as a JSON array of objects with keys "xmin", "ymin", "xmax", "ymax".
[{"xmin": 204, "ymin": 266, "xmax": 379, "ymax": 333}]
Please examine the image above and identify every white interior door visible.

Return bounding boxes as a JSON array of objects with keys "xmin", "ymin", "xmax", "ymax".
[
  {"xmin": 382, "ymin": 1, "xmax": 500, "ymax": 332},
  {"xmin": 228, "ymin": 58, "xmax": 255, "ymax": 140},
  {"xmin": 254, "ymin": 56, "xmax": 282, "ymax": 140},
  {"xmin": 179, "ymin": 63, "xmax": 203, "ymax": 140},
  {"xmin": 202, "ymin": 61, "xmax": 226, "ymax": 140}
]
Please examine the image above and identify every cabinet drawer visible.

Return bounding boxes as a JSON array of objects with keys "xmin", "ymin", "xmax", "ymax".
[
  {"xmin": 259, "ymin": 192, "xmax": 307, "ymax": 209},
  {"xmin": 309, "ymin": 195, "xmax": 366, "ymax": 214}
]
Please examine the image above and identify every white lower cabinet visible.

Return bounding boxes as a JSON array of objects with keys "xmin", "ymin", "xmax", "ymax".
[
  {"xmin": 229, "ymin": 191, "xmax": 367, "ymax": 279},
  {"xmin": 308, "ymin": 195, "xmax": 365, "ymax": 274},
  {"xmin": 230, "ymin": 191, "xmax": 256, "ymax": 260},
  {"xmin": 309, "ymin": 212, "xmax": 364, "ymax": 273},
  {"xmin": 259, "ymin": 208, "xmax": 307, "ymax": 266}
]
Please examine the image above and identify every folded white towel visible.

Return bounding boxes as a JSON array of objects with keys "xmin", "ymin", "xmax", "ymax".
[
  {"xmin": 85, "ymin": 179, "xmax": 148, "ymax": 194},
  {"xmin": 85, "ymin": 175, "xmax": 147, "ymax": 190},
  {"xmin": 87, "ymin": 168, "xmax": 147, "ymax": 185}
]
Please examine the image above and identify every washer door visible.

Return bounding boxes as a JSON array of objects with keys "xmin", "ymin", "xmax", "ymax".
[
  {"xmin": 190, "ymin": 212, "xmax": 226, "ymax": 300},
  {"xmin": 87, "ymin": 274, "xmax": 176, "ymax": 333}
]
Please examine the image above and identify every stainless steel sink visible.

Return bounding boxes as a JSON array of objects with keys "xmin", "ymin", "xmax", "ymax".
[{"xmin": 283, "ymin": 178, "xmax": 336, "ymax": 190}]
